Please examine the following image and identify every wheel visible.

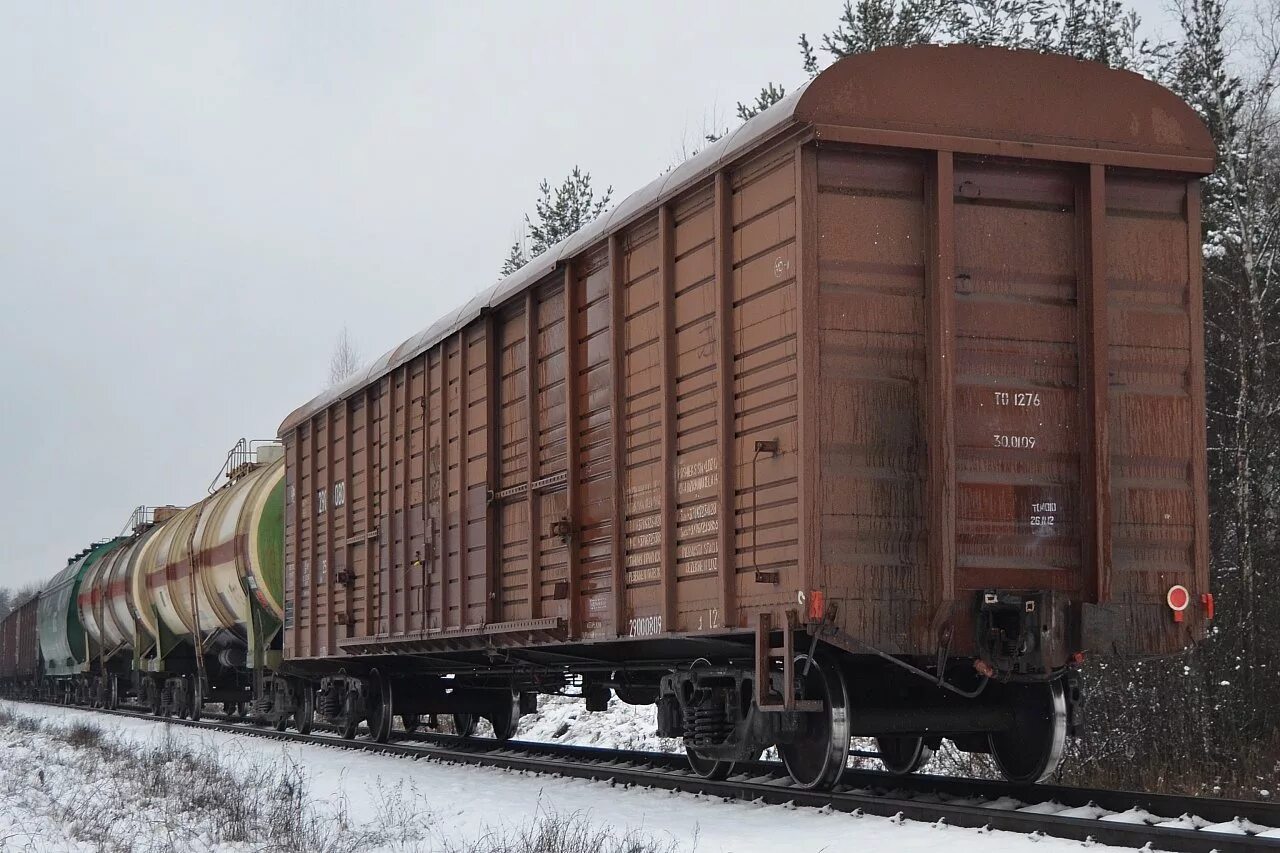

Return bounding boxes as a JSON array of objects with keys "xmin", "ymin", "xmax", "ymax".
[
  {"xmin": 452, "ymin": 713, "xmax": 476, "ymax": 737},
  {"xmin": 876, "ymin": 736, "xmax": 933, "ymax": 775},
  {"xmin": 686, "ymin": 746, "xmax": 734, "ymax": 781},
  {"xmin": 484, "ymin": 691, "xmax": 521, "ymax": 741},
  {"xmin": 295, "ymin": 682, "xmax": 315, "ymax": 735},
  {"xmin": 777, "ymin": 654, "xmax": 851, "ymax": 790},
  {"xmin": 686, "ymin": 745, "xmax": 762, "ymax": 781},
  {"xmin": 190, "ymin": 679, "xmax": 203, "ymax": 722},
  {"xmin": 109, "ymin": 677, "xmax": 119, "ymax": 710},
  {"xmin": 366, "ymin": 670, "xmax": 394, "ymax": 744},
  {"xmin": 988, "ymin": 678, "xmax": 1067, "ymax": 784}
]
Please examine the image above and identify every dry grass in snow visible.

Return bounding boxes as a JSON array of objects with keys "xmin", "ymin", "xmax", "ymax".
[{"xmin": 0, "ymin": 706, "xmax": 682, "ymax": 853}]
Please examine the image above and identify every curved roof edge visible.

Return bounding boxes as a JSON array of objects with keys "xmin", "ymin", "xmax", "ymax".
[
  {"xmin": 280, "ymin": 46, "xmax": 1214, "ymax": 437},
  {"xmin": 794, "ymin": 44, "xmax": 1216, "ymax": 163}
]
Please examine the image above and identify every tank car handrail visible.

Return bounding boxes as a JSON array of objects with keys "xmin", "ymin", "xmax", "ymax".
[{"xmin": 207, "ymin": 437, "xmax": 282, "ymax": 493}]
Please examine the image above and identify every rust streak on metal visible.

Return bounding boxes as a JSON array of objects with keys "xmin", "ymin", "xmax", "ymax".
[
  {"xmin": 429, "ymin": 352, "xmax": 442, "ymax": 629},
  {"xmin": 485, "ymin": 312, "xmax": 501, "ymax": 625},
  {"xmin": 458, "ymin": 332, "xmax": 470, "ymax": 629},
  {"xmin": 337, "ymin": 399, "xmax": 349, "ymax": 651},
  {"xmin": 525, "ymin": 290, "xmax": 541, "ymax": 620},
  {"xmin": 325, "ymin": 404, "xmax": 336, "ymax": 649},
  {"xmin": 564, "ymin": 264, "xmax": 583, "ymax": 638},
  {"xmin": 795, "ymin": 146, "xmax": 820, "ymax": 599},
  {"xmin": 419, "ymin": 362, "xmax": 431, "ymax": 633},
  {"xmin": 925, "ymin": 149, "xmax": 957, "ymax": 614},
  {"xmin": 657, "ymin": 205, "xmax": 677, "ymax": 634},
  {"xmin": 712, "ymin": 173, "xmax": 737, "ymax": 626},
  {"xmin": 608, "ymin": 235, "xmax": 627, "ymax": 637},
  {"xmin": 400, "ymin": 367, "xmax": 411, "ymax": 635},
  {"xmin": 1078, "ymin": 163, "xmax": 1112, "ymax": 605},
  {"xmin": 309, "ymin": 416, "xmax": 320, "ymax": 652},
  {"xmin": 363, "ymin": 389, "xmax": 376, "ymax": 636}
]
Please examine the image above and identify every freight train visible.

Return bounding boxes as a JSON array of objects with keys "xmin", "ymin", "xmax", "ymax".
[{"xmin": 0, "ymin": 45, "xmax": 1217, "ymax": 789}]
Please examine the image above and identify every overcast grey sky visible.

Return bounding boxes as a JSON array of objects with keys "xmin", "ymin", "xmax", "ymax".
[{"xmin": 0, "ymin": 1, "xmax": 1179, "ymax": 590}]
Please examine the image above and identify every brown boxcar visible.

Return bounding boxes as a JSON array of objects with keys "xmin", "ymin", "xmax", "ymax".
[
  {"xmin": 278, "ymin": 46, "xmax": 1215, "ymax": 786},
  {"xmin": 0, "ymin": 593, "xmax": 42, "ymax": 695}
]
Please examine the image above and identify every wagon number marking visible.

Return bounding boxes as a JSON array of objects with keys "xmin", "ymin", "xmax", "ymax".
[
  {"xmin": 628, "ymin": 615, "xmax": 662, "ymax": 637},
  {"xmin": 994, "ymin": 391, "xmax": 1041, "ymax": 407}
]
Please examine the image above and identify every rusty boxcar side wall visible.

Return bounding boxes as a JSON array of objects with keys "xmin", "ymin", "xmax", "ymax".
[
  {"xmin": 284, "ymin": 142, "xmax": 805, "ymax": 660},
  {"xmin": 0, "ymin": 595, "xmax": 42, "ymax": 681},
  {"xmin": 0, "ymin": 609, "xmax": 12, "ymax": 679}
]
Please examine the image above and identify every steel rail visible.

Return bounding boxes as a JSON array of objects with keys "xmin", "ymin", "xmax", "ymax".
[{"xmin": 8, "ymin": 700, "xmax": 1279, "ymax": 852}]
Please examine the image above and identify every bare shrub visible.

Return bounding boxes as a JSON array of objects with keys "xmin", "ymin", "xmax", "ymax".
[
  {"xmin": 0, "ymin": 706, "xmax": 42, "ymax": 733},
  {"xmin": 63, "ymin": 720, "xmax": 104, "ymax": 750},
  {"xmin": 452, "ymin": 809, "xmax": 686, "ymax": 853},
  {"xmin": 0, "ymin": 714, "xmax": 435, "ymax": 852}
]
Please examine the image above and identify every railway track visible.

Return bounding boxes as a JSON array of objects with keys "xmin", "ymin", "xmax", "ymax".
[{"xmin": 9, "ymin": 699, "xmax": 1280, "ymax": 852}]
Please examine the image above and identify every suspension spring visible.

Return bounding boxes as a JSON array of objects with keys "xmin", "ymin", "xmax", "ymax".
[
  {"xmin": 318, "ymin": 687, "xmax": 343, "ymax": 720},
  {"xmin": 684, "ymin": 703, "xmax": 733, "ymax": 747}
]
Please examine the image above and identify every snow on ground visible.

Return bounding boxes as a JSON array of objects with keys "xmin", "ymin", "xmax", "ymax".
[
  {"xmin": 511, "ymin": 693, "xmax": 682, "ymax": 753},
  {"xmin": 0, "ymin": 699, "xmax": 1149, "ymax": 853}
]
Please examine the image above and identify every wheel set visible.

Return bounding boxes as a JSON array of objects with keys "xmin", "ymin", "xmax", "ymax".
[{"xmin": 679, "ymin": 654, "xmax": 1069, "ymax": 790}]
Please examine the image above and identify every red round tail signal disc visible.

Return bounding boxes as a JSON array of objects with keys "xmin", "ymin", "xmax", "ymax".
[{"xmin": 1166, "ymin": 584, "xmax": 1190, "ymax": 612}]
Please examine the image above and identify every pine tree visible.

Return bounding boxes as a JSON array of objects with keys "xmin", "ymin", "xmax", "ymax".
[
  {"xmin": 800, "ymin": 33, "xmax": 821, "ymax": 77},
  {"xmin": 499, "ymin": 243, "xmax": 528, "ymax": 277},
  {"xmin": 798, "ymin": 0, "xmax": 1169, "ymax": 75},
  {"xmin": 501, "ymin": 167, "xmax": 612, "ymax": 276},
  {"xmin": 818, "ymin": 0, "xmax": 954, "ymax": 55},
  {"xmin": 1173, "ymin": 0, "xmax": 1280, "ymax": 708},
  {"xmin": 735, "ymin": 83, "xmax": 788, "ymax": 122}
]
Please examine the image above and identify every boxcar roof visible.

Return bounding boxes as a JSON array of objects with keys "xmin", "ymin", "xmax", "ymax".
[{"xmin": 280, "ymin": 45, "xmax": 1214, "ymax": 436}]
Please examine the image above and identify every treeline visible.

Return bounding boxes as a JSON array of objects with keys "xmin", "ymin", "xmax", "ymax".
[{"xmin": 507, "ymin": 0, "xmax": 1280, "ymax": 796}]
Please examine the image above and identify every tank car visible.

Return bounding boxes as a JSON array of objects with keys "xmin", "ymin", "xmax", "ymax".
[
  {"xmin": 38, "ymin": 539, "xmax": 130, "ymax": 704},
  {"xmin": 125, "ymin": 443, "xmax": 297, "ymax": 722},
  {"xmin": 274, "ymin": 46, "xmax": 1216, "ymax": 787},
  {"xmin": 28, "ymin": 442, "xmax": 295, "ymax": 721}
]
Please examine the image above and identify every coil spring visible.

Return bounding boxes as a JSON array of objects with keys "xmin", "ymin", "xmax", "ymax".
[
  {"xmin": 683, "ymin": 704, "xmax": 733, "ymax": 747},
  {"xmin": 318, "ymin": 688, "xmax": 343, "ymax": 721}
]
